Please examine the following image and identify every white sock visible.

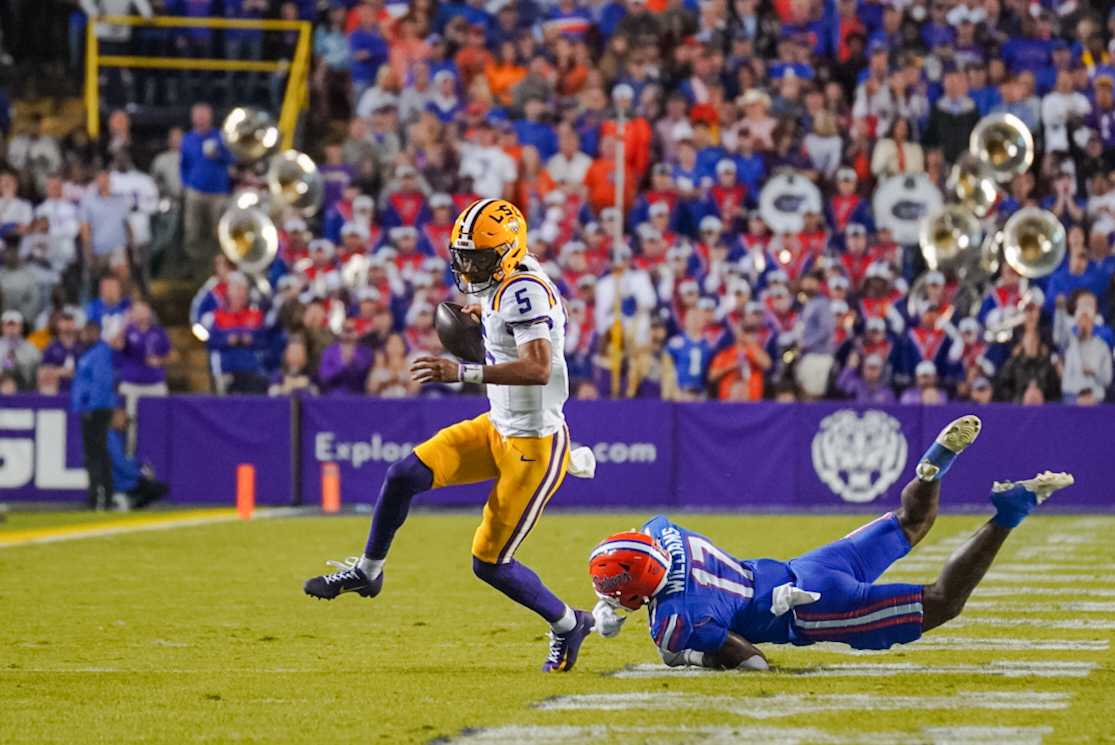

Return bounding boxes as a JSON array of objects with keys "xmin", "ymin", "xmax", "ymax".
[
  {"xmin": 357, "ymin": 557, "xmax": 384, "ymax": 579},
  {"xmin": 550, "ymin": 605, "xmax": 576, "ymax": 634}
]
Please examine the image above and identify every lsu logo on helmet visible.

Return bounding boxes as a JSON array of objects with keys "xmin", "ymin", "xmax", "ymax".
[
  {"xmin": 448, "ymin": 198, "xmax": 529, "ymax": 292},
  {"xmin": 589, "ymin": 532, "xmax": 671, "ymax": 611}
]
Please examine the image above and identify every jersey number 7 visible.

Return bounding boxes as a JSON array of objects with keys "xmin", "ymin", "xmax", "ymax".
[{"xmin": 689, "ymin": 536, "xmax": 754, "ymax": 599}]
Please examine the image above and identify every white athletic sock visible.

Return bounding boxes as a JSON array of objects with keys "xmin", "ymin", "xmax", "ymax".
[
  {"xmin": 550, "ymin": 605, "xmax": 576, "ymax": 634},
  {"xmin": 357, "ymin": 557, "xmax": 384, "ymax": 579}
]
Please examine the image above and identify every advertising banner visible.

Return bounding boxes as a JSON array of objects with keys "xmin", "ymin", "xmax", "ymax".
[{"xmin": 5, "ymin": 393, "xmax": 1113, "ymax": 512}]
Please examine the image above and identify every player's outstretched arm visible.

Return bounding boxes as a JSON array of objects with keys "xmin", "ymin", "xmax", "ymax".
[{"xmin": 410, "ymin": 338, "xmax": 552, "ymax": 386}]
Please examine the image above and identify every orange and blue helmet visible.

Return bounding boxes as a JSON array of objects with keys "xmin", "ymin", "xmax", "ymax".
[{"xmin": 589, "ymin": 531, "xmax": 671, "ymax": 611}]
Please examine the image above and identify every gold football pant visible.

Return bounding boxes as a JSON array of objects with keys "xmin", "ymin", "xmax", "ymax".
[{"xmin": 413, "ymin": 413, "xmax": 570, "ymax": 563}]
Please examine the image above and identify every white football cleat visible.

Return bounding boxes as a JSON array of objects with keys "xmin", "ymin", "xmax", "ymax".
[
  {"xmin": 992, "ymin": 470, "xmax": 1075, "ymax": 505},
  {"xmin": 935, "ymin": 415, "xmax": 982, "ymax": 454}
]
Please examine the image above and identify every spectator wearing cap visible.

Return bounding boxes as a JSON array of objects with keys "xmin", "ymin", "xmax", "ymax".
[
  {"xmin": 968, "ymin": 375, "xmax": 994, "ymax": 404},
  {"xmin": 454, "ymin": 22, "xmax": 495, "ymax": 90},
  {"xmin": 709, "ymin": 311, "xmax": 771, "ymax": 401},
  {"xmin": 206, "ymin": 273, "xmax": 267, "ymax": 394},
  {"xmin": 380, "ymin": 165, "xmax": 431, "ymax": 229},
  {"xmin": 425, "ymin": 69, "xmax": 463, "ymax": 124},
  {"xmin": 899, "ymin": 360, "xmax": 948, "ymax": 405},
  {"xmin": 0, "ymin": 310, "xmax": 40, "ymax": 389},
  {"xmin": 838, "ymin": 222, "xmax": 873, "ymax": 291},
  {"xmin": 348, "ymin": 4, "xmax": 389, "ymax": 98},
  {"xmin": 317, "ymin": 317, "xmax": 374, "ymax": 395},
  {"xmin": 871, "ymin": 118, "xmax": 924, "ymax": 178},
  {"xmin": 956, "ymin": 316, "xmax": 994, "ymax": 383},
  {"xmin": 421, "ymin": 194, "xmax": 456, "ymax": 259},
  {"xmin": 40, "ymin": 310, "xmax": 85, "ymax": 392},
  {"xmin": 837, "ymin": 351, "xmax": 896, "ymax": 404},
  {"xmin": 71, "ymin": 319, "xmax": 117, "ymax": 509},
  {"xmin": 189, "ymin": 254, "xmax": 232, "ymax": 336},
  {"xmin": 1056, "ymin": 292, "xmax": 1113, "ymax": 404},
  {"xmin": 858, "ymin": 261, "xmax": 905, "ymax": 334},
  {"xmin": 179, "ymin": 103, "xmax": 233, "ymax": 280},
  {"xmin": 925, "ymin": 68, "xmax": 980, "ymax": 163},
  {"xmin": 594, "ymin": 244, "xmax": 657, "ymax": 347},
  {"xmin": 601, "ymin": 84, "xmax": 653, "ymax": 179},
  {"xmin": 709, "ymin": 159, "xmax": 748, "ymax": 226},
  {"xmin": 795, "ymin": 270, "xmax": 835, "ymax": 399},
  {"xmin": 827, "ymin": 168, "xmax": 871, "ymax": 234}
]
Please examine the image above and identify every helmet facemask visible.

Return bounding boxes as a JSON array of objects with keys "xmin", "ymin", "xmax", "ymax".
[{"xmin": 450, "ymin": 243, "xmax": 510, "ymax": 293}]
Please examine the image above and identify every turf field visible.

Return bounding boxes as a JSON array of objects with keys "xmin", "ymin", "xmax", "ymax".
[{"xmin": 1, "ymin": 509, "xmax": 1113, "ymax": 744}]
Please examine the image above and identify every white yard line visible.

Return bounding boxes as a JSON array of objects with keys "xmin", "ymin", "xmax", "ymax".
[
  {"xmin": 442, "ymin": 725, "xmax": 1052, "ymax": 745},
  {"xmin": 950, "ymin": 616, "xmax": 1115, "ymax": 630},
  {"xmin": 883, "ymin": 572, "xmax": 1115, "ymax": 584},
  {"xmin": 813, "ymin": 637, "xmax": 1108, "ymax": 654},
  {"xmin": 973, "ymin": 586, "xmax": 1115, "ymax": 598},
  {"xmin": 0, "ymin": 508, "xmax": 303, "ymax": 548},
  {"xmin": 536, "ymin": 691, "xmax": 1071, "ymax": 718},
  {"xmin": 967, "ymin": 601, "xmax": 1115, "ymax": 613},
  {"xmin": 610, "ymin": 661, "xmax": 1095, "ymax": 679}
]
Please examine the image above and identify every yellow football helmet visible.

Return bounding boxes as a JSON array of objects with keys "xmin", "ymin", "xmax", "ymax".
[{"xmin": 448, "ymin": 198, "xmax": 528, "ymax": 292}]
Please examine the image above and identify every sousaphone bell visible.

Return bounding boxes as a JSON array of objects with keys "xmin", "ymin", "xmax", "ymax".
[
  {"xmin": 1001, "ymin": 207, "xmax": 1066, "ymax": 279},
  {"xmin": 267, "ymin": 149, "xmax": 324, "ymax": 217},
  {"xmin": 217, "ymin": 194, "xmax": 279, "ymax": 277},
  {"xmin": 969, "ymin": 113, "xmax": 1035, "ymax": 183},
  {"xmin": 220, "ymin": 107, "xmax": 281, "ymax": 164},
  {"xmin": 918, "ymin": 204, "xmax": 983, "ymax": 271}
]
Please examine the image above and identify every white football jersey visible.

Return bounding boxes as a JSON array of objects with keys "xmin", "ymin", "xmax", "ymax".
[{"xmin": 480, "ymin": 260, "xmax": 568, "ymax": 437}]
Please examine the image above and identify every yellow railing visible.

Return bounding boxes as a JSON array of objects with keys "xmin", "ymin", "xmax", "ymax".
[{"xmin": 84, "ymin": 15, "xmax": 312, "ymax": 149}]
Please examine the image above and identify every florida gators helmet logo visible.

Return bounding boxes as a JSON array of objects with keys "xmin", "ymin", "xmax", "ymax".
[{"xmin": 589, "ymin": 532, "xmax": 670, "ymax": 611}]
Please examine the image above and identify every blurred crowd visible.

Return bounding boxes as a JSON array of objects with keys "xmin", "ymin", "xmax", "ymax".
[{"xmin": 2, "ymin": 0, "xmax": 1115, "ymax": 406}]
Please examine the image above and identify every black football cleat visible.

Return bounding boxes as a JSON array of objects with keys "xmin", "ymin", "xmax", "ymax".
[
  {"xmin": 303, "ymin": 557, "xmax": 383, "ymax": 600},
  {"xmin": 541, "ymin": 610, "xmax": 595, "ymax": 672}
]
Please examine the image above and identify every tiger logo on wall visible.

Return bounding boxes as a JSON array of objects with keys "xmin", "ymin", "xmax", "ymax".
[{"xmin": 811, "ymin": 410, "xmax": 908, "ymax": 503}]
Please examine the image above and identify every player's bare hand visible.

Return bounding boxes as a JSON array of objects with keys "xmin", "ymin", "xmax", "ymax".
[
  {"xmin": 410, "ymin": 356, "xmax": 459, "ymax": 383},
  {"xmin": 460, "ymin": 304, "xmax": 482, "ymax": 322}
]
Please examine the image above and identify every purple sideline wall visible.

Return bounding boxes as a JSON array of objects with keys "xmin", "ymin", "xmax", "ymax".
[{"xmin": 3, "ymin": 394, "xmax": 1113, "ymax": 510}]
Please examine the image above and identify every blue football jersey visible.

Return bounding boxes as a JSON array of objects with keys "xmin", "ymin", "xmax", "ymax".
[{"xmin": 643, "ymin": 515, "xmax": 796, "ymax": 655}]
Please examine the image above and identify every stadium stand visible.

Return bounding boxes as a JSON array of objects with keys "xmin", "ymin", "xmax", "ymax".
[{"xmin": 1, "ymin": 0, "xmax": 1115, "ymax": 408}]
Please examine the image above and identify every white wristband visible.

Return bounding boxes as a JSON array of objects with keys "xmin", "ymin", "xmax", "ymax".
[{"xmin": 460, "ymin": 364, "xmax": 484, "ymax": 385}]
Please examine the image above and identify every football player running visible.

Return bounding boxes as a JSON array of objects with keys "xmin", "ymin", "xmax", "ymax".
[
  {"xmin": 588, "ymin": 415, "xmax": 1074, "ymax": 670},
  {"xmin": 304, "ymin": 198, "xmax": 597, "ymax": 672}
]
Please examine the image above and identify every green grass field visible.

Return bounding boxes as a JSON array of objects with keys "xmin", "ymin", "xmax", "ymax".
[{"xmin": 1, "ymin": 509, "xmax": 1113, "ymax": 744}]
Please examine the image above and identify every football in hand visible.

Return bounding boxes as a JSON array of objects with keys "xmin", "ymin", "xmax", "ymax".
[{"xmin": 435, "ymin": 302, "xmax": 485, "ymax": 364}]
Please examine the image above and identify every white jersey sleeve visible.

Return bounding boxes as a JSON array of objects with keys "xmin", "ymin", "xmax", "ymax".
[{"xmin": 493, "ymin": 276, "xmax": 559, "ymax": 345}]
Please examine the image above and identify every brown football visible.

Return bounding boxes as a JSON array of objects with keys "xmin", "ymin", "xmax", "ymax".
[{"xmin": 435, "ymin": 302, "xmax": 485, "ymax": 363}]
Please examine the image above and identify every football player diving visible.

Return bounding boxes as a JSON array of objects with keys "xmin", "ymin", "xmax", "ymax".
[
  {"xmin": 304, "ymin": 198, "xmax": 597, "ymax": 672},
  {"xmin": 588, "ymin": 415, "xmax": 1075, "ymax": 670}
]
